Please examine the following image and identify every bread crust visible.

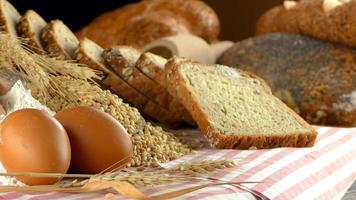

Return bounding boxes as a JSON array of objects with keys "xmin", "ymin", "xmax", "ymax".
[
  {"xmin": 164, "ymin": 58, "xmax": 317, "ymax": 149},
  {"xmin": 76, "ymin": 0, "xmax": 220, "ymax": 48},
  {"xmin": 256, "ymin": 0, "xmax": 356, "ymax": 48}
]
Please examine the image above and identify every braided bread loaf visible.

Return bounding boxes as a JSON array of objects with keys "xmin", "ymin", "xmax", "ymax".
[{"xmin": 76, "ymin": 0, "xmax": 220, "ymax": 48}]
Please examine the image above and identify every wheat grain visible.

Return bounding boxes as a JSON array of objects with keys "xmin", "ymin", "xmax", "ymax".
[
  {"xmin": 130, "ymin": 123, "xmax": 193, "ymax": 167},
  {"xmin": 0, "ymin": 32, "xmax": 193, "ymax": 166}
]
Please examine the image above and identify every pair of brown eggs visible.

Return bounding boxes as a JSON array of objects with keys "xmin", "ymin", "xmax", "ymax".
[{"xmin": 0, "ymin": 106, "xmax": 133, "ymax": 185}]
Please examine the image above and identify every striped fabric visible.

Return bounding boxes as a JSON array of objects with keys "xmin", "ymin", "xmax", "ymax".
[{"xmin": 0, "ymin": 126, "xmax": 355, "ymax": 200}]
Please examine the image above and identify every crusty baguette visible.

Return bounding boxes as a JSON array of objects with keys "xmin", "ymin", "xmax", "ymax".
[
  {"xmin": 74, "ymin": 38, "xmax": 186, "ymax": 126},
  {"xmin": 164, "ymin": 57, "xmax": 317, "ymax": 149},
  {"xmin": 102, "ymin": 47, "xmax": 194, "ymax": 125},
  {"xmin": 41, "ymin": 19, "xmax": 79, "ymax": 59},
  {"xmin": 256, "ymin": 0, "xmax": 356, "ymax": 48},
  {"xmin": 219, "ymin": 33, "xmax": 356, "ymax": 127},
  {"xmin": 0, "ymin": 0, "xmax": 20, "ymax": 37},
  {"xmin": 17, "ymin": 10, "xmax": 47, "ymax": 54}
]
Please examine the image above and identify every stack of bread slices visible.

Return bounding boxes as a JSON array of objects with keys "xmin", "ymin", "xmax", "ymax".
[
  {"xmin": 1, "ymin": 0, "xmax": 317, "ymax": 149},
  {"xmin": 13, "ymin": 1, "xmax": 193, "ymax": 127}
]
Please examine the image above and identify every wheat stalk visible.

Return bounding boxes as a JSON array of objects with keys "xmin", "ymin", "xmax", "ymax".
[
  {"xmin": 72, "ymin": 160, "xmax": 236, "ymax": 187},
  {"xmin": 0, "ymin": 32, "xmax": 53, "ymax": 97},
  {"xmin": 31, "ymin": 53, "xmax": 101, "ymax": 81},
  {"xmin": 0, "ymin": 160, "xmax": 237, "ymax": 188}
]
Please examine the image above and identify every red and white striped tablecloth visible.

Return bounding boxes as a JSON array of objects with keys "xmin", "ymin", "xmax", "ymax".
[{"xmin": 0, "ymin": 126, "xmax": 355, "ymax": 200}]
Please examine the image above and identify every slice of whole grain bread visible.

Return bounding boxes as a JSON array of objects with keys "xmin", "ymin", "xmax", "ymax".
[
  {"xmin": 0, "ymin": 0, "xmax": 20, "ymax": 37},
  {"xmin": 163, "ymin": 57, "xmax": 317, "ymax": 149},
  {"xmin": 41, "ymin": 19, "xmax": 79, "ymax": 59},
  {"xmin": 16, "ymin": 10, "xmax": 47, "ymax": 54}
]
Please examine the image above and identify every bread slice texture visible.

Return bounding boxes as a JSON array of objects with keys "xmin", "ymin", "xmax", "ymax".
[
  {"xmin": 17, "ymin": 10, "xmax": 47, "ymax": 54},
  {"xmin": 136, "ymin": 52, "xmax": 195, "ymax": 125},
  {"xmin": 102, "ymin": 46, "xmax": 169, "ymax": 105},
  {"xmin": 74, "ymin": 38, "xmax": 185, "ymax": 125},
  {"xmin": 102, "ymin": 47, "xmax": 194, "ymax": 125},
  {"xmin": 164, "ymin": 58, "xmax": 317, "ymax": 149},
  {"xmin": 136, "ymin": 52, "xmax": 167, "ymax": 83},
  {"xmin": 0, "ymin": 0, "xmax": 20, "ymax": 37},
  {"xmin": 41, "ymin": 19, "xmax": 79, "ymax": 59}
]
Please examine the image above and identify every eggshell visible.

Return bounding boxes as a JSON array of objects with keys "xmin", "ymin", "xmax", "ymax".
[
  {"xmin": 55, "ymin": 106, "xmax": 133, "ymax": 174},
  {"xmin": 0, "ymin": 109, "xmax": 71, "ymax": 185}
]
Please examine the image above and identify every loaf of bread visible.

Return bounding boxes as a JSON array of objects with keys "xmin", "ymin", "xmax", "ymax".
[
  {"xmin": 256, "ymin": 0, "xmax": 356, "ymax": 47},
  {"xmin": 163, "ymin": 57, "xmax": 317, "ymax": 149},
  {"xmin": 219, "ymin": 33, "xmax": 356, "ymax": 127},
  {"xmin": 76, "ymin": 0, "xmax": 220, "ymax": 48}
]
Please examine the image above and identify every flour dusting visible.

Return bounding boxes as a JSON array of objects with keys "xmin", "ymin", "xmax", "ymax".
[
  {"xmin": 332, "ymin": 90, "xmax": 356, "ymax": 112},
  {"xmin": 0, "ymin": 80, "xmax": 54, "ymax": 121}
]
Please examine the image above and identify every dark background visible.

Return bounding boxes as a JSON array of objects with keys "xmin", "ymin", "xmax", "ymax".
[{"xmin": 10, "ymin": 0, "xmax": 282, "ymax": 42}]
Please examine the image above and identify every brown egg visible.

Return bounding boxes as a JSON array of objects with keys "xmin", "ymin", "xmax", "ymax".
[
  {"xmin": 55, "ymin": 106, "xmax": 133, "ymax": 174},
  {"xmin": 0, "ymin": 109, "xmax": 71, "ymax": 185}
]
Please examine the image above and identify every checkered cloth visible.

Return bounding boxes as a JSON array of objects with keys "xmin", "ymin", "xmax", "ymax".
[{"xmin": 0, "ymin": 126, "xmax": 355, "ymax": 200}]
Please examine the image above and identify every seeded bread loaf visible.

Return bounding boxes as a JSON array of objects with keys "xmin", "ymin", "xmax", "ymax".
[
  {"xmin": 74, "ymin": 38, "xmax": 185, "ymax": 126},
  {"xmin": 164, "ymin": 57, "xmax": 317, "ymax": 149},
  {"xmin": 256, "ymin": 0, "xmax": 356, "ymax": 47},
  {"xmin": 219, "ymin": 33, "xmax": 356, "ymax": 127},
  {"xmin": 76, "ymin": 0, "xmax": 220, "ymax": 48},
  {"xmin": 41, "ymin": 20, "xmax": 79, "ymax": 59},
  {"xmin": 17, "ymin": 10, "xmax": 47, "ymax": 54},
  {"xmin": 102, "ymin": 47, "xmax": 194, "ymax": 125},
  {"xmin": 0, "ymin": 0, "xmax": 20, "ymax": 37}
]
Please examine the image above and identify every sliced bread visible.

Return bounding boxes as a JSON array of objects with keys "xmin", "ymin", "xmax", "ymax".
[
  {"xmin": 74, "ymin": 38, "xmax": 185, "ymax": 126},
  {"xmin": 102, "ymin": 46, "xmax": 194, "ymax": 125},
  {"xmin": 163, "ymin": 58, "xmax": 317, "ymax": 149},
  {"xmin": 16, "ymin": 10, "xmax": 47, "ymax": 53},
  {"xmin": 102, "ymin": 46, "xmax": 170, "ymax": 106},
  {"xmin": 0, "ymin": 0, "xmax": 20, "ymax": 37},
  {"xmin": 135, "ymin": 52, "xmax": 195, "ymax": 125},
  {"xmin": 41, "ymin": 19, "xmax": 79, "ymax": 59},
  {"xmin": 136, "ymin": 52, "xmax": 167, "ymax": 84}
]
